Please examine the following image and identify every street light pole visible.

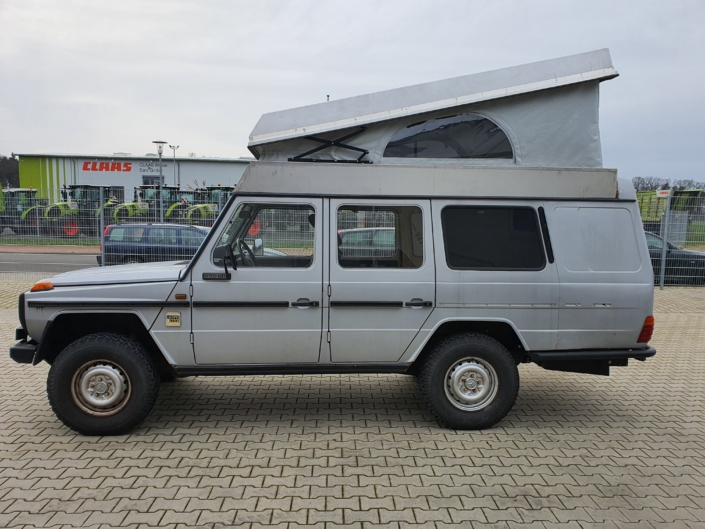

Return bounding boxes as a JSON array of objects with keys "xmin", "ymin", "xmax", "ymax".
[
  {"xmin": 153, "ymin": 140, "xmax": 167, "ymax": 222},
  {"xmin": 169, "ymin": 145, "xmax": 179, "ymax": 186}
]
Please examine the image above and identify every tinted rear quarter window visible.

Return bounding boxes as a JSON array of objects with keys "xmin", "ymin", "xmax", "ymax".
[
  {"xmin": 108, "ymin": 227, "xmax": 145, "ymax": 243},
  {"xmin": 442, "ymin": 206, "xmax": 545, "ymax": 270}
]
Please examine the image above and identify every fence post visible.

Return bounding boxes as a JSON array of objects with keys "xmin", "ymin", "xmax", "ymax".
[
  {"xmin": 99, "ymin": 187, "xmax": 105, "ymax": 267},
  {"xmin": 659, "ymin": 192, "xmax": 672, "ymax": 290}
]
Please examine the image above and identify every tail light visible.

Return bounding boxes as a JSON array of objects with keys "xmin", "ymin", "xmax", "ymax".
[
  {"xmin": 101, "ymin": 225, "xmax": 110, "ymax": 251},
  {"xmin": 637, "ymin": 316, "xmax": 655, "ymax": 343}
]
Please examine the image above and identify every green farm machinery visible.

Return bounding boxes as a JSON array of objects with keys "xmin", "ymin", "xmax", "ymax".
[
  {"xmin": 43, "ymin": 185, "xmax": 124, "ymax": 237},
  {"xmin": 0, "ymin": 188, "xmax": 48, "ymax": 235}
]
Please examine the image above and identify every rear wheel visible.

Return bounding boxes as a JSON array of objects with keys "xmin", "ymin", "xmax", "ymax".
[
  {"xmin": 47, "ymin": 333, "xmax": 160, "ymax": 435},
  {"xmin": 419, "ymin": 333, "xmax": 519, "ymax": 430},
  {"xmin": 62, "ymin": 219, "xmax": 79, "ymax": 237}
]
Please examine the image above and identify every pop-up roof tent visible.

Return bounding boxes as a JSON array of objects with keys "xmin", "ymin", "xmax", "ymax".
[
  {"xmin": 241, "ymin": 49, "xmax": 621, "ymax": 199},
  {"xmin": 248, "ymin": 49, "xmax": 617, "ymax": 168}
]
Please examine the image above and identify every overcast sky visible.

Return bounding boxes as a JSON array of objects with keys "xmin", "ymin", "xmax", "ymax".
[{"xmin": 1, "ymin": 0, "xmax": 703, "ymax": 180}]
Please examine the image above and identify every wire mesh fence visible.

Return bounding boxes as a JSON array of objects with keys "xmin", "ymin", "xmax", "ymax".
[
  {"xmin": 2, "ymin": 187, "xmax": 705, "ymax": 286},
  {"xmin": 638, "ymin": 190, "xmax": 705, "ymax": 288},
  {"xmin": 0, "ymin": 185, "xmax": 233, "ymax": 281}
]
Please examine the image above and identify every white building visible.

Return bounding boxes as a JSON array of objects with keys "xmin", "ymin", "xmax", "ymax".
[{"xmin": 17, "ymin": 153, "xmax": 252, "ymax": 202}]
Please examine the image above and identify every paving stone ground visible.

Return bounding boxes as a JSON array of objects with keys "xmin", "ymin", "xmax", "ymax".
[{"xmin": 0, "ymin": 284, "xmax": 703, "ymax": 529}]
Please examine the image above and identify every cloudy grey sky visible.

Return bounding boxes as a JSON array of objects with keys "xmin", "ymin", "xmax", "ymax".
[{"xmin": 1, "ymin": 0, "xmax": 703, "ymax": 180}]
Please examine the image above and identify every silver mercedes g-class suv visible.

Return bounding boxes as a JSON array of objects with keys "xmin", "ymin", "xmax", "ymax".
[{"xmin": 10, "ymin": 49, "xmax": 656, "ymax": 435}]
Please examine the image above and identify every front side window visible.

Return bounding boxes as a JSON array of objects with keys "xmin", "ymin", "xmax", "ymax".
[
  {"xmin": 442, "ymin": 206, "xmax": 545, "ymax": 270},
  {"xmin": 337, "ymin": 205, "xmax": 423, "ymax": 269},
  {"xmin": 215, "ymin": 203, "xmax": 315, "ymax": 268},
  {"xmin": 383, "ymin": 113, "xmax": 513, "ymax": 159}
]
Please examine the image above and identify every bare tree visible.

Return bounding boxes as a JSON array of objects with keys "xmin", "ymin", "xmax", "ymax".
[{"xmin": 632, "ymin": 177, "xmax": 669, "ymax": 191}]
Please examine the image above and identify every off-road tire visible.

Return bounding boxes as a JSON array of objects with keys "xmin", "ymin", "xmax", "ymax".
[
  {"xmin": 47, "ymin": 333, "xmax": 159, "ymax": 435},
  {"xmin": 419, "ymin": 333, "xmax": 519, "ymax": 430}
]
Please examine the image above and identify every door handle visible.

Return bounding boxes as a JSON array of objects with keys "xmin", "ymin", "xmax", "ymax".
[
  {"xmin": 405, "ymin": 299, "xmax": 433, "ymax": 308},
  {"xmin": 291, "ymin": 299, "xmax": 320, "ymax": 308}
]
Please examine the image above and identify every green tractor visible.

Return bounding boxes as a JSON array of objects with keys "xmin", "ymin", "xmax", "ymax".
[
  {"xmin": 112, "ymin": 185, "xmax": 184, "ymax": 223},
  {"xmin": 43, "ymin": 185, "xmax": 124, "ymax": 237},
  {"xmin": 181, "ymin": 186, "xmax": 235, "ymax": 226},
  {"xmin": 0, "ymin": 188, "xmax": 48, "ymax": 236}
]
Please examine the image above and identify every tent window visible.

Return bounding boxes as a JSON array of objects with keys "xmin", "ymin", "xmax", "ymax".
[{"xmin": 383, "ymin": 113, "xmax": 513, "ymax": 159}]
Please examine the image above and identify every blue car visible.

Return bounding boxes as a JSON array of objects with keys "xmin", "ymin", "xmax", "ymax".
[{"xmin": 97, "ymin": 223, "xmax": 209, "ymax": 265}]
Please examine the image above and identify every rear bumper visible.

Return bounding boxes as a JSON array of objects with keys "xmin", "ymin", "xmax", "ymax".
[
  {"xmin": 529, "ymin": 346, "xmax": 656, "ymax": 376},
  {"xmin": 9, "ymin": 341, "xmax": 37, "ymax": 364},
  {"xmin": 529, "ymin": 346, "xmax": 656, "ymax": 362}
]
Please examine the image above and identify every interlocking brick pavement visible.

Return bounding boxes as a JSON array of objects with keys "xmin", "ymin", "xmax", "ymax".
[{"xmin": 0, "ymin": 285, "xmax": 703, "ymax": 528}]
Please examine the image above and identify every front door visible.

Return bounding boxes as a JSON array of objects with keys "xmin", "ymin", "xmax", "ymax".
[
  {"xmin": 191, "ymin": 198, "xmax": 324, "ymax": 364},
  {"xmin": 327, "ymin": 199, "xmax": 435, "ymax": 363}
]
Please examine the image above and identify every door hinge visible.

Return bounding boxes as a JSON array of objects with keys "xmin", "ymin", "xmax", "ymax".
[
  {"xmin": 326, "ymin": 331, "xmax": 331, "ymax": 343},
  {"xmin": 327, "ymin": 285, "xmax": 332, "ymax": 297},
  {"xmin": 190, "ymin": 332, "xmax": 194, "ymax": 344}
]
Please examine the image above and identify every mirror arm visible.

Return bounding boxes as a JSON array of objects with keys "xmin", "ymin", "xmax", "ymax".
[{"xmin": 225, "ymin": 243, "xmax": 237, "ymax": 271}]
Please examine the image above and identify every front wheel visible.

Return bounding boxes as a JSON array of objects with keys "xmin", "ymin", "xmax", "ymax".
[
  {"xmin": 47, "ymin": 333, "xmax": 160, "ymax": 435},
  {"xmin": 418, "ymin": 333, "xmax": 519, "ymax": 430}
]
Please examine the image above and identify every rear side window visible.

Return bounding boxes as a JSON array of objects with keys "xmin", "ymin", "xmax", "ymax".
[
  {"xmin": 442, "ymin": 206, "xmax": 545, "ymax": 270},
  {"xmin": 147, "ymin": 228, "xmax": 178, "ymax": 245},
  {"xmin": 108, "ymin": 226, "xmax": 145, "ymax": 243},
  {"xmin": 181, "ymin": 229, "xmax": 207, "ymax": 247}
]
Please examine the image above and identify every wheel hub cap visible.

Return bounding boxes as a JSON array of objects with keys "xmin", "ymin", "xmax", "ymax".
[
  {"xmin": 72, "ymin": 362, "xmax": 130, "ymax": 415},
  {"xmin": 445, "ymin": 358, "xmax": 498, "ymax": 411}
]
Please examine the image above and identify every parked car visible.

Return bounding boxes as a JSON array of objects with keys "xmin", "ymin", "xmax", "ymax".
[
  {"xmin": 98, "ymin": 224, "xmax": 209, "ymax": 266},
  {"xmin": 645, "ymin": 232, "xmax": 705, "ymax": 285},
  {"xmin": 338, "ymin": 227, "xmax": 396, "ymax": 260}
]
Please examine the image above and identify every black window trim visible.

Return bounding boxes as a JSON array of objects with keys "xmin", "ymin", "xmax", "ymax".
[
  {"xmin": 537, "ymin": 206, "xmax": 555, "ymax": 264},
  {"xmin": 441, "ymin": 205, "xmax": 547, "ymax": 272}
]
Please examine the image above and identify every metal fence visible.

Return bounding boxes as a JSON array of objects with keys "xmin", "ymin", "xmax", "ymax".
[
  {"xmin": 0, "ymin": 186, "xmax": 228, "ymax": 282},
  {"xmin": 2, "ymin": 189, "xmax": 705, "ymax": 287},
  {"xmin": 638, "ymin": 190, "xmax": 705, "ymax": 288}
]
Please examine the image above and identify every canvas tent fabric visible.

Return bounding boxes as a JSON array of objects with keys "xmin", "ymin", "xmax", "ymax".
[{"xmin": 248, "ymin": 49, "xmax": 617, "ymax": 169}]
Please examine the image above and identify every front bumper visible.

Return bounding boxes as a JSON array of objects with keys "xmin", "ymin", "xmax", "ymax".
[{"xmin": 10, "ymin": 341, "xmax": 37, "ymax": 364}]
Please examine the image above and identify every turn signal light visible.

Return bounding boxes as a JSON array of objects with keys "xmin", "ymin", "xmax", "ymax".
[
  {"xmin": 637, "ymin": 315, "xmax": 655, "ymax": 343},
  {"xmin": 30, "ymin": 281, "xmax": 54, "ymax": 292}
]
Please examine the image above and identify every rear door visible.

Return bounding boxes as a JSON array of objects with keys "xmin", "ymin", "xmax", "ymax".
[{"xmin": 327, "ymin": 199, "xmax": 434, "ymax": 363}]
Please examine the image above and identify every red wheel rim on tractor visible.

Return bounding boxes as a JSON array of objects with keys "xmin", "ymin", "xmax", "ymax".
[{"xmin": 63, "ymin": 220, "xmax": 79, "ymax": 237}]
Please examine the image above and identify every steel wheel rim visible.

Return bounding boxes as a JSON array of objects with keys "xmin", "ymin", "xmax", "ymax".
[
  {"xmin": 444, "ymin": 357, "xmax": 498, "ymax": 412},
  {"xmin": 71, "ymin": 360, "xmax": 131, "ymax": 417}
]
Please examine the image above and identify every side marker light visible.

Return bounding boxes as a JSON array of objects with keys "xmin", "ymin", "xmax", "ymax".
[{"xmin": 30, "ymin": 281, "xmax": 54, "ymax": 292}]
